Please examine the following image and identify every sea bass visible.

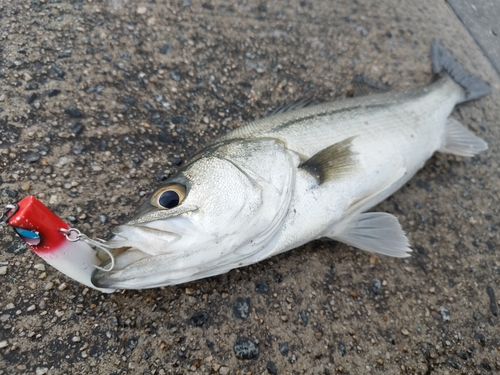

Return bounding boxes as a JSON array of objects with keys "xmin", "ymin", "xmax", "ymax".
[{"xmin": 92, "ymin": 40, "xmax": 490, "ymax": 290}]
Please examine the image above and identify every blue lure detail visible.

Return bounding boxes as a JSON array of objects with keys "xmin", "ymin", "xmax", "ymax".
[{"xmin": 14, "ymin": 227, "xmax": 41, "ymax": 246}]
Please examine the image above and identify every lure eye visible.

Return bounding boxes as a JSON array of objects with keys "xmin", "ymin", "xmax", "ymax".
[
  {"xmin": 151, "ymin": 184, "xmax": 186, "ymax": 209},
  {"xmin": 14, "ymin": 227, "xmax": 41, "ymax": 246}
]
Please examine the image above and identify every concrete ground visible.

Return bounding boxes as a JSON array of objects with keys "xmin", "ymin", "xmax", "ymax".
[{"xmin": 1, "ymin": 0, "xmax": 499, "ymax": 374}]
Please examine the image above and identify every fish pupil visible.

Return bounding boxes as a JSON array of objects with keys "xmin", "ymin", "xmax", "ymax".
[{"xmin": 159, "ymin": 190, "xmax": 180, "ymax": 209}]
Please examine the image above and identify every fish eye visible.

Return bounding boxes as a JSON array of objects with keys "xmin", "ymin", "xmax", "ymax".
[{"xmin": 151, "ymin": 184, "xmax": 186, "ymax": 209}]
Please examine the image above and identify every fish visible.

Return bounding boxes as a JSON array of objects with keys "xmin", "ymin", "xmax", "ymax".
[{"xmin": 91, "ymin": 39, "xmax": 490, "ymax": 290}]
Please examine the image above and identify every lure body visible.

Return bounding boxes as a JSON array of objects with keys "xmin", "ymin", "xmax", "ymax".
[{"xmin": 5, "ymin": 196, "xmax": 114, "ymax": 293}]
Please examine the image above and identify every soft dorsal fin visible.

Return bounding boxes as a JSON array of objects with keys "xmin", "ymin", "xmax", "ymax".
[
  {"xmin": 264, "ymin": 97, "xmax": 318, "ymax": 118},
  {"xmin": 299, "ymin": 137, "xmax": 357, "ymax": 184}
]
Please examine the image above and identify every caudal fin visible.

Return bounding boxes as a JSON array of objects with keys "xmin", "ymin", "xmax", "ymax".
[{"xmin": 431, "ymin": 39, "xmax": 491, "ymax": 103}]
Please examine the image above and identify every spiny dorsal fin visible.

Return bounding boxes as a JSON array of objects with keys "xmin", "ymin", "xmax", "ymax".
[
  {"xmin": 352, "ymin": 75, "xmax": 390, "ymax": 97},
  {"xmin": 299, "ymin": 137, "xmax": 357, "ymax": 184},
  {"xmin": 265, "ymin": 97, "xmax": 318, "ymax": 118}
]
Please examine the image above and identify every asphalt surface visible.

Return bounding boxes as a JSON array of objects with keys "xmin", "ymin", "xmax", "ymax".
[{"xmin": 1, "ymin": 0, "xmax": 500, "ymax": 374}]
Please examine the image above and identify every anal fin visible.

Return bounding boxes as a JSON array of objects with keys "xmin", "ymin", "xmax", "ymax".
[
  {"xmin": 330, "ymin": 212, "xmax": 412, "ymax": 258},
  {"xmin": 439, "ymin": 117, "xmax": 488, "ymax": 157},
  {"xmin": 299, "ymin": 137, "xmax": 357, "ymax": 184}
]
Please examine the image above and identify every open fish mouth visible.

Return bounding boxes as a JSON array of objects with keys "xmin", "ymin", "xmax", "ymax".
[{"xmin": 91, "ymin": 246, "xmax": 152, "ymax": 289}]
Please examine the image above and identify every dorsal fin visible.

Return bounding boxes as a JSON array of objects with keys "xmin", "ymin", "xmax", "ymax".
[
  {"xmin": 352, "ymin": 75, "xmax": 390, "ymax": 97},
  {"xmin": 299, "ymin": 137, "xmax": 357, "ymax": 184},
  {"xmin": 264, "ymin": 97, "xmax": 318, "ymax": 118}
]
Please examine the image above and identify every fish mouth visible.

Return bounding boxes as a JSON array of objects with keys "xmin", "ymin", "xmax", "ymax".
[
  {"xmin": 90, "ymin": 219, "xmax": 197, "ymax": 289},
  {"xmin": 91, "ymin": 246, "xmax": 151, "ymax": 289}
]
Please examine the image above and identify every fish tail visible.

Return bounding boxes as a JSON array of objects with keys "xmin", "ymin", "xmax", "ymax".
[{"xmin": 431, "ymin": 39, "xmax": 491, "ymax": 103}]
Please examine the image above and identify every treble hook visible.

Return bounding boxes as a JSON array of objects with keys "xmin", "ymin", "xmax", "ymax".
[{"xmin": 1, "ymin": 204, "xmax": 18, "ymax": 224}]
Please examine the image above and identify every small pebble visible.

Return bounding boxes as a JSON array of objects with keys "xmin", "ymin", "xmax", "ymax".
[
  {"xmin": 212, "ymin": 364, "xmax": 221, "ymax": 371},
  {"xmin": 27, "ymin": 93, "xmax": 38, "ymax": 104},
  {"xmin": 372, "ymin": 278, "xmax": 382, "ymax": 294},
  {"xmin": 44, "ymin": 282, "xmax": 54, "ymax": 290},
  {"xmin": 0, "ymin": 266, "xmax": 7, "ymax": 275},
  {"xmin": 170, "ymin": 68, "xmax": 181, "ymax": 82},
  {"xmin": 47, "ymin": 89, "xmax": 61, "ymax": 97},
  {"xmin": 219, "ymin": 367, "xmax": 230, "ymax": 375},
  {"xmin": 137, "ymin": 6, "xmax": 147, "ymax": 14},
  {"xmin": 27, "ymin": 305, "xmax": 36, "ymax": 312},
  {"xmin": 481, "ymin": 359, "xmax": 492, "ymax": 371},
  {"xmin": 267, "ymin": 361, "xmax": 278, "ymax": 374},
  {"xmin": 58, "ymin": 50, "xmax": 72, "ymax": 58},
  {"xmin": 25, "ymin": 152, "xmax": 41, "ymax": 163},
  {"xmin": 72, "ymin": 336, "xmax": 81, "ymax": 343},
  {"xmin": 64, "ymin": 107, "xmax": 83, "ymax": 118},
  {"xmin": 401, "ymin": 328, "xmax": 409, "ymax": 336},
  {"xmin": 72, "ymin": 142, "xmax": 86, "ymax": 155},
  {"xmin": 160, "ymin": 43, "xmax": 174, "ymax": 55},
  {"xmin": 486, "ymin": 286, "xmax": 498, "ymax": 317},
  {"xmin": 233, "ymin": 337, "xmax": 259, "ymax": 359},
  {"xmin": 279, "ymin": 342, "xmax": 289, "ymax": 356},
  {"xmin": 0, "ymin": 341, "xmax": 7, "ymax": 349},
  {"xmin": 232, "ymin": 297, "xmax": 250, "ymax": 319},
  {"xmin": 255, "ymin": 280, "xmax": 269, "ymax": 293},
  {"xmin": 34, "ymin": 264, "xmax": 46, "ymax": 271},
  {"xmin": 58, "ymin": 283, "xmax": 67, "ymax": 291},
  {"xmin": 70, "ymin": 122, "xmax": 85, "ymax": 135},
  {"xmin": 338, "ymin": 342, "xmax": 346, "ymax": 356},
  {"xmin": 0, "ymin": 314, "xmax": 10, "ymax": 322},
  {"xmin": 439, "ymin": 306, "xmax": 451, "ymax": 323},
  {"xmin": 5, "ymin": 303, "xmax": 15, "ymax": 310},
  {"xmin": 190, "ymin": 311, "xmax": 208, "ymax": 327},
  {"xmin": 298, "ymin": 310, "xmax": 308, "ymax": 326}
]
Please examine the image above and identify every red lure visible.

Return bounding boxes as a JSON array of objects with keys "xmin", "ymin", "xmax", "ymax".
[{"xmin": 4, "ymin": 196, "xmax": 114, "ymax": 293}]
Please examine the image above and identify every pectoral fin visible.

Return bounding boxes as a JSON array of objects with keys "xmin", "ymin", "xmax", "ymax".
[
  {"xmin": 329, "ymin": 212, "xmax": 412, "ymax": 258},
  {"xmin": 299, "ymin": 137, "xmax": 357, "ymax": 184},
  {"xmin": 438, "ymin": 117, "xmax": 488, "ymax": 157}
]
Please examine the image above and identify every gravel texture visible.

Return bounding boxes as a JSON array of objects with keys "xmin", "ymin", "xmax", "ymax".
[{"xmin": 1, "ymin": 0, "xmax": 500, "ymax": 374}]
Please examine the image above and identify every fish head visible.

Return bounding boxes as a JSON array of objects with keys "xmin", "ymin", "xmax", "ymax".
[{"xmin": 91, "ymin": 139, "xmax": 295, "ymax": 289}]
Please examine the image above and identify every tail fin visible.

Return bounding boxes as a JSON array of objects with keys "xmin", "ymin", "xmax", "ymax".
[{"xmin": 431, "ymin": 39, "xmax": 491, "ymax": 103}]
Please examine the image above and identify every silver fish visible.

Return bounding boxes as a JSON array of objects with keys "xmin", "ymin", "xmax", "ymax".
[{"xmin": 92, "ymin": 40, "xmax": 490, "ymax": 290}]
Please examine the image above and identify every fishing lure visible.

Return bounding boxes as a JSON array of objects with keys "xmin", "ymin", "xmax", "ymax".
[{"xmin": 2, "ymin": 196, "xmax": 114, "ymax": 293}]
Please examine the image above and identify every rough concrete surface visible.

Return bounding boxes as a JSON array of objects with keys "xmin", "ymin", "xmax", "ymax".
[
  {"xmin": 448, "ymin": 0, "xmax": 500, "ymax": 76},
  {"xmin": 1, "ymin": 0, "xmax": 500, "ymax": 374}
]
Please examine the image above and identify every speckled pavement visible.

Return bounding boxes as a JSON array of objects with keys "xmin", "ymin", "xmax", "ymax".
[{"xmin": 1, "ymin": 1, "xmax": 499, "ymax": 374}]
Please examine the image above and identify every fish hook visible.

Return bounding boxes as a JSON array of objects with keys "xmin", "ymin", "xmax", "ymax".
[{"xmin": 58, "ymin": 227, "xmax": 116, "ymax": 272}]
